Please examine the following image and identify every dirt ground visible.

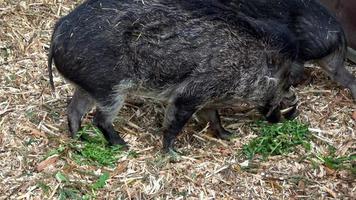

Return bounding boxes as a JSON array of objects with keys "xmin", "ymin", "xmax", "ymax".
[{"xmin": 0, "ymin": 0, "xmax": 355, "ymax": 199}]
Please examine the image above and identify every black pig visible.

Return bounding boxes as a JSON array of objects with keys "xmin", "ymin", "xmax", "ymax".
[
  {"xmin": 48, "ymin": 0, "xmax": 299, "ymax": 152},
  {"xmin": 213, "ymin": 0, "xmax": 356, "ymax": 99}
]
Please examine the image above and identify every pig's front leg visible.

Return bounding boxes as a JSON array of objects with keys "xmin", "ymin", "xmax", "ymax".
[
  {"xmin": 196, "ymin": 109, "xmax": 234, "ymax": 140},
  {"xmin": 258, "ymin": 104, "xmax": 282, "ymax": 123},
  {"xmin": 162, "ymin": 95, "xmax": 200, "ymax": 153}
]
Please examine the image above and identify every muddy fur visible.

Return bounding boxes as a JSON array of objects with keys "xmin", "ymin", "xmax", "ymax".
[{"xmin": 48, "ymin": 0, "xmax": 299, "ymax": 151}]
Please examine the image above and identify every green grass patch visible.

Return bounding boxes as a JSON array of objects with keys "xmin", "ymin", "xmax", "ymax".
[
  {"xmin": 55, "ymin": 171, "xmax": 69, "ymax": 183},
  {"xmin": 316, "ymin": 146, "xmax": 356, "ymax": 174},
  {"xmin": 36, "ymin": 181, "xmax": 51, "ymax": 195},
  {"xmin": 45, "ymin": 145, "xmax": 66, "ymax": 159},
  {"xmin": 76, "ymin": 125, "xmax": 108, "ymax": 145},
  {"xmin": 80, "ymin": 143, "xmax": 123, "ymax": 166},
  {"xmin": 91, "ymin": 172, "xmax": 110, "ymax": 191},
  {"xmin": 54, "ymin": 170, "xmax": 110, "ymax": 199},
  {"xmin": 58, "ymin": 187, "xmax": 82, "ymax": 200},
  {"xmin": 243, "ymin": 120, "xmax": 311, "ymax": 159},
  {"xmin": 71, "ymin": 124, "xmax": 127, "ymax": 167},
  {"xmin": 322, "ymin": 155, "xmax": 350, "ymax": 169},
  {"xmin": 42, "ymin": 124, "xmax": 137, "ymax": 168}
]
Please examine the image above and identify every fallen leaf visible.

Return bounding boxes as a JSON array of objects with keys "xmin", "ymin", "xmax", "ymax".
[
  {"xmin": 29, "ymin": 128, "xmax": 47, "ymax": 138},
  {"xmin": 269, "ymin": 180, "xmax": 283, "ymax": 191},
  {"xmin": 298, "ymin": 180, "xmax": 305, "ymax": 191},
  {"xmin": 232, "ymin": 164, "xmax": 241, "ymax": 173},
  {"xmin": 218, "ymin": 148, "xmax": 232, "ymax": 156},
  {"xmin": 113, "ymin": 161, "xmax": 128, "ymax": 176},
  {"xmin": 36, "ymin": 156, "xmax": 58, "ymax": 172},
  {"xmin": 352, "ymin": 111, "xmax": 356, "ymax": 121},
  {"xmin": 19, "ymin": 180, "xmax": 35, "ymax": 193},
  {"xmin": 323, "ymin": 186, "xmax": 337, "ymax": 198},
  {"xmin": 325, "ymin": 166, "xmax": 336, "ymax": 176},
  {"xmin": 338, "ymin": 140, "xmax": 354, "ymax": 156}
]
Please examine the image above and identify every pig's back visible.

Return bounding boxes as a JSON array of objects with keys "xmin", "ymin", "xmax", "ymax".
[{"xmin": 51, "ymin": 0, "xmax": 279, "ymax": 94}]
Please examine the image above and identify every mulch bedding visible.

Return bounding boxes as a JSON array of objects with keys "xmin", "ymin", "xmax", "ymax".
[{"xmin": 0, "ymin": 0, "xmax": 355, "ymax": 199}]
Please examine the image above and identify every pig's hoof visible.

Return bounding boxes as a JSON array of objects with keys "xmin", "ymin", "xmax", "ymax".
[
  {"xmin": 265, "ymin": 112, "xmax": 282, "ymax": 123},
  {"xmin": 162, "ymin": 148, "xmax": 182, "ymax": 162},
  {"xmin": 72, "ymin": 132, "xmax": 79, "ymax": 139},
  {"xmin": 216, "ymin": 129, "xmax": 234, "ymax": 140},
  {"xmin": 111, "ymin": 142, "xmax": 129, "ymax": 151},
  {"xmin": 266, "ymin": 116, "xmax": 281, "ymax": 123},
  {"xmin": 108, "ymin": 136, "xmax": 128, "ymax": 148},
  {"xmin": 162, "ymin": 146, "xmax": 175, "ymax": 154}
]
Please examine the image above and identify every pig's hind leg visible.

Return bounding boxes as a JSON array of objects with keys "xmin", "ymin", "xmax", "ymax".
[
  {"xmin": 196, "ymin": 109, "xmax": 234, "ymax": 140},
  {"xmin": 318, "ymin": 48, "xmax": 356, "ymax": 100},
  {"xmin": 93, "ymin": 93, "xmax": 127, "ymax": 146},
  {"xmin": 320, "ymin": 62, "xmax": 356, "ymax": 100},
  {"xmin": 67, "ymin": 88, "xmax": 95, "ymax": 138}
]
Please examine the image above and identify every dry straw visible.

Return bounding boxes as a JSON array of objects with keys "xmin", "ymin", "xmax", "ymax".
[{"xmin": 0, "ymin": 0, "xmax": 355, "ymax": 199}]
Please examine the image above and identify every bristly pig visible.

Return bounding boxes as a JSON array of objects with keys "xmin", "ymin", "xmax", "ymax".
[{"xmin": 48, "ymin": 0, "xmax": 299, "ymax": 152}]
